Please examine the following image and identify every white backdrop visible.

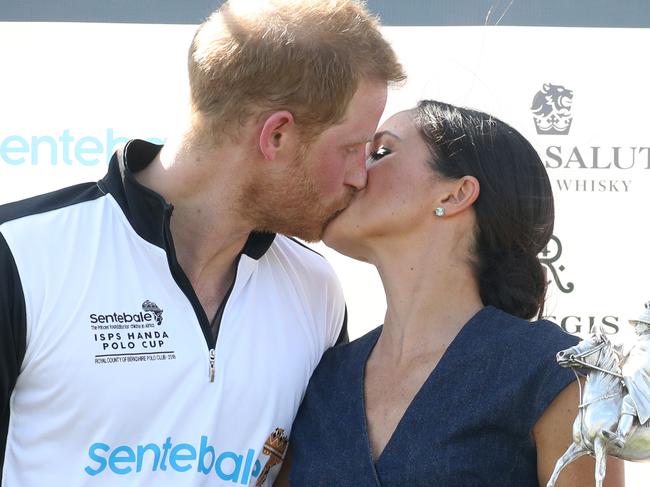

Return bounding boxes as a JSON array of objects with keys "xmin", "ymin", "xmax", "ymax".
[{"xmin": 1, "ymin": 22, "xmax": 649, "ymax": 484}]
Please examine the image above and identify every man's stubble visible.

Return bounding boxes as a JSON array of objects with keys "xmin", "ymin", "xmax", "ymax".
[{"xmin": 241, "ymin": 148, "xmax": 353, "ymax": 242}]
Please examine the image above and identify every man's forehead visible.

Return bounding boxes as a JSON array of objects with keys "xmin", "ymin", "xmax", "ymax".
[
  {"xmin": 321, "ymin": 118, "xmax": 374, "ymax": 143},
  {"xmin": 350, "ymin": 134, "xmax": 373, "ymax": 144},
  {"xmin": 336, "ymin": 134, "xmax": 373, "ymax": 146},
  {"xmin": 331, "ymin": 80, "xmax": 387, "ymax": 135}
]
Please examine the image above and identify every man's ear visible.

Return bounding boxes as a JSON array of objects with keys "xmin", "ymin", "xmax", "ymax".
[
  {"xmin": 439, "ymin": 175, "xmax": 480, "ymax": 216},
  {"xmin": 258, "ymin": 111, "xmax": 296, "ymax": 161}
]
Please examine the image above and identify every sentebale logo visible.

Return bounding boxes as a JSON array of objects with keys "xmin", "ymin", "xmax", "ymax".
[
  {"xmin": 84, "ymin": 436, "xmax": 262, "ymax": 484},
  {"xmin": 142, "ymin": 300, "xmax": 164, "ymax": 325}
]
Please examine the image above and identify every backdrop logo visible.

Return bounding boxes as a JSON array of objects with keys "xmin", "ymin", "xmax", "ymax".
[
  {"xmin": 531, "ymin": 83, "xmax": 574, "ymax": 135},
  {"xmin": 540, "ymin": 236, "xmax": 619, "ymax": 335},
  {"xmin": 540, "ymin": 235, "xmax": 574, "ymax": 294},
  {"xmin": 0, "ymin": 129, "xmax": 165, "ymax": 166},
  {"xmin": 531, "ymin": 82, "xmax": 647, "ymax": 194}
]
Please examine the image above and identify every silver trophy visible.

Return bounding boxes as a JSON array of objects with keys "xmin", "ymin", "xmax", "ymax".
[{"xmin": 548, "ymin": 301, "xmax": 650, "ymax": 486}]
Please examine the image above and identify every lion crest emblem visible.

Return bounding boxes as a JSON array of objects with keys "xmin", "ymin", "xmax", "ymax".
[
  {"xmin": 530, "ymin": 83, "xmax": 574, "ymax": 135},
  {"xmin": 142, "ymin": 300, "xmax": 164, "ymax": 325}
]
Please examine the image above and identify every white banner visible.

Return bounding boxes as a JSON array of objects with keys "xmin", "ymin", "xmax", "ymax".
[{"xmin": 1, "ymin": 22, "xmax": 649, "ymax": 483}]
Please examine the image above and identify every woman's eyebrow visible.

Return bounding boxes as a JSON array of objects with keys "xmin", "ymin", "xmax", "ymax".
[{"xmin": 373, "ymin": 130, "xmax": 402, "ymax": 142}]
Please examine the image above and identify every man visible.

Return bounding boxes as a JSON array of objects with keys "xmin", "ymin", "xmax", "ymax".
[
  {"xmin": 603, "ymin": 301, "xmax": 650, "ymax": 449},
  {"xmin": 0, "ymin": 1, "xmax": 405, "ymax": 485}
]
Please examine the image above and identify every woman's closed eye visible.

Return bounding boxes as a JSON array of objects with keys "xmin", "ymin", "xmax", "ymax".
[{"xmin": 368, "ymin": 146, "xmax": 392, "ymax": 162}]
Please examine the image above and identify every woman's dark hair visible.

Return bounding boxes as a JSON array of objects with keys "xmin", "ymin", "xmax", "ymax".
[{"xmin": 413, "ymin": 100, "xmax": 553, "ymax": 320}]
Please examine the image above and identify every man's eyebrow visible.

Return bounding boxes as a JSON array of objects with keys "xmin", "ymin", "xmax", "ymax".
[{"xmin": 373, "ymin": 130, "xmax": 402, "ymax": 142}]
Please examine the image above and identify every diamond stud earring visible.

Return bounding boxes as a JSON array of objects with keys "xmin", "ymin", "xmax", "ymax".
[{"xmin": 435, "ymin": 207, "xmax": 445, "ymax": 217}]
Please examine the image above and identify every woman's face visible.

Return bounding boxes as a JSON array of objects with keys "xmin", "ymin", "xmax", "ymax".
[{"xmin": 322, "ymin": 109, "xmax": 444, "ymax": 258}]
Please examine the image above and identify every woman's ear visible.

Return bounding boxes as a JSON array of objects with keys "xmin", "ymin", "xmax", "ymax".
[
  {"xmin": 438, "ymin": 175, "xmax": 480, "ymax": 217},
  {"xmin": 258, "ymin": 111, "xmax": 296, "ymax": 161}
]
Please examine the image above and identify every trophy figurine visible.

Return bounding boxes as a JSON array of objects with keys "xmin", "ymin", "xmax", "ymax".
[
  {"xmin": 256, "ymin": 428, "xmax": 289, "ymax": 486},
  {"xmin": 547, "ymin": 301, "xmax": 650, "ymax": 487}
]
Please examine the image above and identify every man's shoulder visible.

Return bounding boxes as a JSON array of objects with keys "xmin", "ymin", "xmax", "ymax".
[
  {"xmin": 274, "ymin": 236, "xmax": 326, "ymax": 259},
  {"xmin": 270, "ymin": 235, "xmax": 339, "ymax": 279},
  {"xmin": 0, "ymin": 182, "xmax": 104, "ymax": 227}
]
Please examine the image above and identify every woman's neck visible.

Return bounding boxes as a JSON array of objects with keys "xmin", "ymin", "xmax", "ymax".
[{"xmin": 370, "ymin": 238, "xmax": 484, "ymax": 365}]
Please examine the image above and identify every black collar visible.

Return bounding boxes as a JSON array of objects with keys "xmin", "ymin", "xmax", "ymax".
[{"xmin": 99, "ymin": 139, "xmax": 275, "ymax": 260}]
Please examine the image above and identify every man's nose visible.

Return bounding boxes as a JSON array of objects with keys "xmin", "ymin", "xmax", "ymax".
[{"xmin": 344, "ymin": 154, "xmax": 368, "ymax": 190}]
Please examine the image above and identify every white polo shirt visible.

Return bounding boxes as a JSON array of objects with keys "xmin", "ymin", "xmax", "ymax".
[{"xmin": 0, "ymin": 140, "xmax": 346, "ymax": 486}]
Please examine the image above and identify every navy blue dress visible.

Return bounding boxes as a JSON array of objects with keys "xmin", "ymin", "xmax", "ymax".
[{"xmin": 289, "ymin": 306, "xmax": 579, "ymax": 486}]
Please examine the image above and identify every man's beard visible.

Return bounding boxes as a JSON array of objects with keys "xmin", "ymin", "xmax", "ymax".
[{"xmin": 240, "ymin": 151, "xmax": 353, "ymax": 242}]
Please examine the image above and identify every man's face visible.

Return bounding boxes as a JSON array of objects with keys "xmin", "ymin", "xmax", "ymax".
[{"xmin": 248, "ymin": 78, "xmax": 388, "ymax": 241}]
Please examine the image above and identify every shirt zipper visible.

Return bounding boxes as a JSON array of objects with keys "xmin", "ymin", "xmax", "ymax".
[
  {"xmin": 161, "ymin": 203, "xmax": 239, "ymax": 383},
  {"xmin": 207, "ymin": 272, "xmax": 238, "ymax": 382},
  {"xmin": 209, "ymin": 348, "xmax": 216, "ymax": 382}
]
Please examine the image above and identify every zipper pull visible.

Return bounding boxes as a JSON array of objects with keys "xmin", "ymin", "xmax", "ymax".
[{"xmin": 209, "ymin": 348, "xmax": 216, "ymax": 383}]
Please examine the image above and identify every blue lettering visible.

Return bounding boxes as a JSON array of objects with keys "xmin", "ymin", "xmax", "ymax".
[
  {"xmin": 170, "ymin": 443, "xmax": 196, "ymax": 472},
  {"xmin": 75, "ymin": 136, "xmax": 103, "ymax": 166},
  {"xmin": 59, "ymin": 129, "xmax": 73, "ymax": 165},
  {"xmin": 136, "ymin": 443, "xmax": 161, "ymax": 472},
  {"xmin": 84, "ymin": 443, "xmax": 110, "ymax": 476},
  {"xmin": 160, "ymin": 436, "xmax": 172, "ymax": 471},
  {"xmin": 0, "ymin": 135, "xmax": 28, "ymax": 165},
  {"xmin": 106, "ymin": 128, "xmax": 129, "ymax": 160},
  {"xmin": 1, "ymin": 130, "xmax": 167, "ymax": 166},
  {"xmin": 198, "ymin": 435, "xmax": 215, "ymax": 474},
  {"xmin": 85, "ymin": 437, "xmax": 256, "ymax": 479},
  {"xmin": 252, "ymin": 459, "xmax": 262, "ymax": 477},
  {"xmin": 215, "ymin": 451, "xmax": 243, "ymax": 482},
  {"xmin": 31, "ymin": 135, "xmax": 57, "ymax": 165},
  {"xmin": 241, "ymin": 448, "xmax": 256, "ymax": 484},
  {"xmin": 109, "ymin": 445, "xmax": 135, "ymax": 475}
]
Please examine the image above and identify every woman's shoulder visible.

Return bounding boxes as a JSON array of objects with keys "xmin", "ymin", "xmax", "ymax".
[
  {"xmin": 472, "ymin": 307, "xmax": 580, "ymax": 427},
  {"xmin": 316, "ymin": 325, "xmax": 382, "ymax": 374},
  {"xmin": 296, "ymin": 326, "xmax": 382, "ymax": 413},
  {"xmin": 302, "ymin": 326, "xmax": 383, "ymax": 395},
  {"xmin": 482, "ymin": 306, "xmax": 579, "ymax": 352},
  {"xmin": 470, "ymin": 307, "xmax": 579, "ymax": 393}
]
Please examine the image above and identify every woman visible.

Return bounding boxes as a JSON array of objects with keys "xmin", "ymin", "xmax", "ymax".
[{"xmin": 284, "ymin": 101, "xmax": 624, "ymax": 486}]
